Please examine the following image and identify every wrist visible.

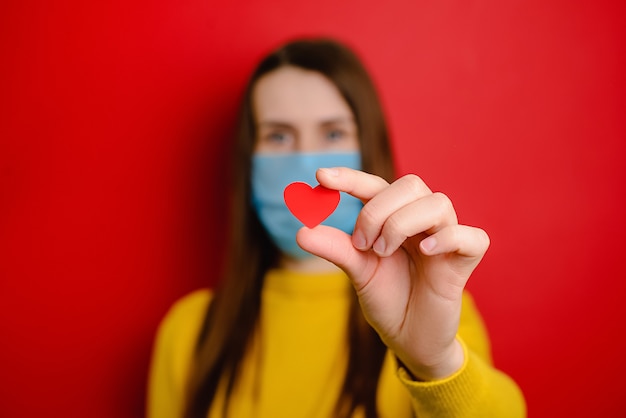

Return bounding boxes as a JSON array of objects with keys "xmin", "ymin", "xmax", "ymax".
[{"xmin": 400, "ymin": 338, "xmax": 465, "ymax": 381}]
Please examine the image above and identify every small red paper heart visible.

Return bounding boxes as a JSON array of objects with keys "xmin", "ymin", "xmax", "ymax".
[{"xmin": 284, "ymin": 182, "xmax": 340, "ymax": 228}]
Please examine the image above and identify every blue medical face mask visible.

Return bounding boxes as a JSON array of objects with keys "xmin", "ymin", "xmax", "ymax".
[{"xmin": 251, "ymin": 152, "xmax": 363, "ymax": 259}]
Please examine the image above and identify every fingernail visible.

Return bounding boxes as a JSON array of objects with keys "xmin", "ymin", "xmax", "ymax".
[
  {"xmin": 352, "ymin": 229, "xmax": 366, "ymax": 250},
  {"xmin": 319, "ymin": 167, "xmax": 339, "ymax": 177},
  {"xmin": 373, "ymin": 236, "xmax": 386, "ymax": 255},
  {"xmin": 421, "ymin": 236, "xmax": 437, "ymax": 253}
]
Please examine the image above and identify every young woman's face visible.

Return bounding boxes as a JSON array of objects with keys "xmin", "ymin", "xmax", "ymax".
[{"xmin": 252, "ymin": 66, "xmax": 360, "ymax": 154}]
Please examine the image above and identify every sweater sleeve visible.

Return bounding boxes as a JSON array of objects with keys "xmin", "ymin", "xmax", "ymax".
[
  {"xmin": 396, "ymin": 292, "xmax": 526, "ymax": 418},
  {"xmin": 146, "ymin": 289, "xmax": 212, "ymax": 418}
]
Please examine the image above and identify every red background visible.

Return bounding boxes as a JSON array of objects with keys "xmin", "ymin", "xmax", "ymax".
[{"xmin": 1, "ymin": 1, "xmax": 624, "ymax": 417}]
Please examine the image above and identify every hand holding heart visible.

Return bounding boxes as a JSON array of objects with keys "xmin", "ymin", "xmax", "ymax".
[{"xmin": 295, "ymin": 167, "xmax": 490, "ymax": 381}]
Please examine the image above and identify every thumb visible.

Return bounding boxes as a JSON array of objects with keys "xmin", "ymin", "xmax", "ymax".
[{"xmin": 296, "ymin": 225, "xmax": 370, "ymax": 280}]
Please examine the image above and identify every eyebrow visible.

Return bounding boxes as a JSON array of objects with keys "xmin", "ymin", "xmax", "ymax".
[
  {"xmin": 257, "ymin": 121, "xmax": 294, "ymax": 130},
  {"xmin": 257, "ymin": 117, "xmax": 355, "ymax": 129},
  {"xmin": 320, "ymin": 117, "xmax": 355, "ymax": 127}
]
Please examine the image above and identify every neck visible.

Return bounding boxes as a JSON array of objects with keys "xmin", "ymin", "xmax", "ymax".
[{"xmin": 279, "ymin": 254, "xmax": 342, "ymax": 273}]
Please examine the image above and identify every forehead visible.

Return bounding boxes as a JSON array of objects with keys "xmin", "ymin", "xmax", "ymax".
[{"xmin": 252, "ymin": 66, "xmax": 354, "ymax": 123}]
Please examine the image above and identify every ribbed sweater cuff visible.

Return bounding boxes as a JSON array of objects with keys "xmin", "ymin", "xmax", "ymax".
[{"xmin": 396, "ymin": 337, "xmax": 487, "ymax": 417}]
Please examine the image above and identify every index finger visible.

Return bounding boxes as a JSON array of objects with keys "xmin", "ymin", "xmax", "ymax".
[{"xmin": 316, "ymin": 167, "xmax": 389, "ymax": 202}]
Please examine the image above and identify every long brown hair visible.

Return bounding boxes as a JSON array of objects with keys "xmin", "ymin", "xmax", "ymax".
[{"xmin": 185, "ymin": 38, "xmax": 395, "ymax": 418}]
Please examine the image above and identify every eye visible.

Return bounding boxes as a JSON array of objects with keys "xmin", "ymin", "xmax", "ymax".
[
  {"xmin": 325, "ymin": 129, "xmax": 345, "ymax": 142},
  {"xmin": 264, "ymin": 130, "xmax": 292, "ymax": 145},
  {"xmin": 269, "ymin": 132, "xmax": 287, "ymax": 142}
]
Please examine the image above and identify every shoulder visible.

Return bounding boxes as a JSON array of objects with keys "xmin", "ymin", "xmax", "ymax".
[
  {"xmin": 152, "ymin": 288, "xmax": 213, "ymax": 363},
  {"xmin": 149, "ymin": 289, "xmax": 213, "ymax": 389},
  {"xmin": 147, "ymin": 289, "xmax": 213, "ymax": 416},
  {"xmin": 157, "ymin": 288, "xmax": 213, "ymax": 341},
  {"xmin": 166, "ymin": 288, "xmax": 212, "ymax": 322}
]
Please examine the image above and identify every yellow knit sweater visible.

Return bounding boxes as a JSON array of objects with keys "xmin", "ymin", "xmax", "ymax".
[{"xmin": 147, "ymin": 269, "xmax": 525, "ymax": 417}]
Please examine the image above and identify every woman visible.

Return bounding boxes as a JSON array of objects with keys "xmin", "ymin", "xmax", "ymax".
[{"xmin": 148, "ymin": 38, "xmax": 526, "ymax": 418}]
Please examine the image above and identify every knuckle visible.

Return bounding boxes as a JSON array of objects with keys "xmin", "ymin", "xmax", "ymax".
[
  {"xmin": 400, "ymin": 174, "xmax": 426, "ymax": 196},
  {"xmin": 477, "ymin": 228, "xmax": 491, "ymax": 250},
  {"xmin": 432, "ymin": 192, "xmax": 455, "ymax": 217}
]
